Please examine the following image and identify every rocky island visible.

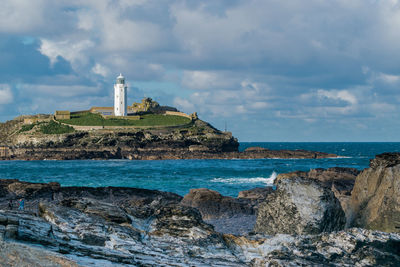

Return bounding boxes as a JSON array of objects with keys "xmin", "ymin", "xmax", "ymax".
[
  {"xmin": 0, "ymin": 99, "xmax": 337, "ymax": 160},
  {"xmin": 0, "ymin": 152, "xmax": 399, "ymax": 266}
]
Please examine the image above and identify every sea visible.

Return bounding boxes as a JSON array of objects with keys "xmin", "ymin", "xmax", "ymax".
[{"xmin": 1, "ymin": 142, "xmax": 400, "ymax": 197}]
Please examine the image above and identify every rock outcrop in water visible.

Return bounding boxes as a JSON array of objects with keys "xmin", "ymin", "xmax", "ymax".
[
  {"xmin": 0, "ymin": 179, "xmax": 399, "ymax": 266},
  {"xmin": 350, "ymin": 152, "xmax": 400, "ymax": 233},
  {"xmin": 254, "ymin": 177, "xmax": 346, "ymax": 235},
  {"xmin": 0, "ymin": 116, "xmax": 337, "ymax": 160}
]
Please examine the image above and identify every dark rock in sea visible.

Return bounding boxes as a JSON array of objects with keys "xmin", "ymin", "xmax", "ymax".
[
  {"xmin": 0, "ymin": 179, "xmax": 399, "ymax": 266},
  {"xmin": 350, "ymin": 152, "xmax": 400, "ymax": 233},
  {"xmin": 276, "ymin": 167, "xmax": 359, "ymax": 221},
  {"xmin": 254, "ymin": 176, "xmax": 346, "ymax": 235}
]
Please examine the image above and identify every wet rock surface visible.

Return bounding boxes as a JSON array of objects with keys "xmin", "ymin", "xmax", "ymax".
[
  {"xmin": 351, "ymin": 152, "xmax": 400, "ymax": 232},
  {"xmin": 254, "ymin": 177, "xmax": 346, "ymax": 235},
  {"xmin": 0, "ymin": 179, "xmax": 399, "ymax": 266}
]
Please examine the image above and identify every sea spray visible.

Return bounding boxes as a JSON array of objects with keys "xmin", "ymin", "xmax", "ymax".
[{"xmin": 211, "ymin": 171, "xmax": 278, "ymax": 185}]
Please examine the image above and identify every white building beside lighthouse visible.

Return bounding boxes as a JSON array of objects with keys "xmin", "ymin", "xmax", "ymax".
[{"xmin": 114, "ymin": 73, "xmax": 127, "ymax": 116}]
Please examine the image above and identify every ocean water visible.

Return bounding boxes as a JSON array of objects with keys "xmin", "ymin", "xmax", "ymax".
[{"xmin": 1, "ymin": 142, "xmax": 400, "ymax": 197}]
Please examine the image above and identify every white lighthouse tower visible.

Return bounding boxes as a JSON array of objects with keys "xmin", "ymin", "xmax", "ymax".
[{"xmin": 114, "ymin": 73, "xmax": 127, "ymax": 116}]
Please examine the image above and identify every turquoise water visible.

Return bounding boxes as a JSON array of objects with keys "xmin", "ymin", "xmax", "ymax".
[{"xmin": 1, "ymin": 142, "xmax": 400, "ymax": 197}]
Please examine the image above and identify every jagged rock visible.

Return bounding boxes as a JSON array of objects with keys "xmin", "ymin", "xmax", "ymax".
[
  {"xmin": 351, "ymin": 152, "xmax": 400, "ymax": 232},
  {"xmin": 254, "ymin": 177, "xmax": 346, "ymax": 235},
  {"xmin": 181, "ymin": 188, "xmax": 258, "ymax": 235},
  {"xmin": 0, "ymin": 179, "xmax": 398, "ymax": 266},
  {"xmin": 181, "ymin": 188, "xmax": 254, "ymax": 220},
  {"xmin": 59, "ymin": 198, "xmax": 131, "ymax": 224},
  {"xmin": 276, "ymin": 167, "xmax": 359, "ymax": 221},
  {"xmin": 225, "ymin": 228, "xmax": 400, "ymax": 266}
]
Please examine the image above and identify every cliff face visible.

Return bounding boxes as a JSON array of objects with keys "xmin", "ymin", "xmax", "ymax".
[{"xmin": 350, "ymin": 152, "xmax": 400, "ymax": 232}]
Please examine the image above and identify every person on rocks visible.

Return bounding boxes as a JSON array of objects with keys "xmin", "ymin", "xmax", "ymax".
[
  {"xmin": 18, "ymin": 198, "xmax": 24, "ymax": 210},
  {"xmin": 8, "ymin": 199, "xmax": 13, "ymax": 210}
]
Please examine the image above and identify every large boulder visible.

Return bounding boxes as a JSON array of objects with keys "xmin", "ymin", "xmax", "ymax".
[
  {"xmin": 350, "ymin": 152, "xmax": 400, "ymax": 232},
  {"xmin": 254, "ymin": 177, "xmax": 346, "ymax": 235},
  {"xmin": 276, "ymin": 167, "xmax": 359, "ymax": 221}
]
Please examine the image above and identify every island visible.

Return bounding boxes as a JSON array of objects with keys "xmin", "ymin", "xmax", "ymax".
[
  {"xmin": 0, "ymin": 74, "xmax": 337, "ymax": 160},
  {"xmin": 0, "ymin": 101, "xmax": 336, "ymax": 160}
]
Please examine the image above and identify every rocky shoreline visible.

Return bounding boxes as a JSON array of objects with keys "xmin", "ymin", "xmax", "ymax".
[
  {"xmin": 0, "ymin": 152, "xmax": 399, "ymax": 266},
  {"xmin": 1, "ymin": 147, "xmax": 338, "ymax": 161}
]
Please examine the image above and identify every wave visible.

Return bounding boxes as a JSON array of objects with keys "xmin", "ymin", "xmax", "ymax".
[{"xmin": 211, "ymin": 171, "xmax": 277, "ymax": 185}]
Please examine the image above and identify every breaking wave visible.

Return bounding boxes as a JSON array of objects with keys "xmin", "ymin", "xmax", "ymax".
[{"xmin": 211, "ymin": 171, "xmax": 277, "ymax": 185}]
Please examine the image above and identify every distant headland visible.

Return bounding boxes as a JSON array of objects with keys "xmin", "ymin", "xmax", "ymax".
[{"xmin": 0, "ymin": 74, "xmax": 337, "ymax": 160}]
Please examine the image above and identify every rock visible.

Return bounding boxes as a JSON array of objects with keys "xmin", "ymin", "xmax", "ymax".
[
  {"xmin": 0, "ymin": 179, "xmax": 398, "ymax": 266},
  {"xmin": 254, "ymin": 177, "xmax": 346, "ymax": 235},
  {"xmin": 181, "ymin": 188, "xmax": 254, "ymax": 220},
  {"xmin": 59, "ymin": 198, "xmax": 131, "ymax": 224},
  {"xmin": 188, "ymin": 145, "xmax": 210, "ymax": 152},
  {"xmin": 225, "ymin": 228, "xmax": 400, "ymax": 266},
  {"xmin": 276, "ymin": 167, "xmax": 359, "ymax": 221},
  {"xmin": 244, "ymin": 146, "xmax": 268, "ymax": 152},
  {"xmin": 0, "ymin": 240, "xmax": 81, "ymax": 267},
  {"xmin": 350, "ymin": 152, "xmax": 400, "ymax": 232},
  {"xmin": 237, "ymin": 187, "xmax": 274, "ymax": 200}
]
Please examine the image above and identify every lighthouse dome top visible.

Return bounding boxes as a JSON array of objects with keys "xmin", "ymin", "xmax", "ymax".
[{"xmin": 116, "ymin": 73, "xmax": 125, "ymax": 84}]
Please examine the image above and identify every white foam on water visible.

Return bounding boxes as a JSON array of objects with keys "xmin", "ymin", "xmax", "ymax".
[{"xmin": 211, "ymin": 171, "xmax": 277, "ymax": 185}]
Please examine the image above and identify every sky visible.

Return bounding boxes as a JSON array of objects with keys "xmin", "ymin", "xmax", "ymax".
[{"xmin": 0, "ymin": 0, "xmax": 400, "ymax": 142}]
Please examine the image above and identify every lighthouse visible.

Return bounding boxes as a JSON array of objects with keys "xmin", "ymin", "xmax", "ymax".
[{"xmin": 114, "ymin": 73, "xmax": 127, "ymax": 116}]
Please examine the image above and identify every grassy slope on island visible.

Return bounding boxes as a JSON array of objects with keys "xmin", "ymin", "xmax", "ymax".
[
  {"xmin": 58, "ymin": 112, "xmax": 191, "ymax": 127},
  {"xmin": 40, "ymin": 121, "xmax": 75, "ymax": 134}
]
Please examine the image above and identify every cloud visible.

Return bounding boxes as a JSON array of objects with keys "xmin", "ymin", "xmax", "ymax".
[
  {"xmin": 92, "ymin": 63, "xmax": 109, "ymax": 77},
  {"xmin": 1, "ymin": 0, "xmax": 400, "ymax": 140},
  {"xmin": 0, "ymin": 84, "xmax": 13, "ymax": 104},
  {"xmin": 0, "ymin": 0, "xmax": 45, "ymax": 33},
  {"xmin": 39, "ymin": 39, "xmax": 94, "ymax": 67},
  {"xmin": 316, "ymin": 89, "xmax": 358, "ymax": 105}
]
